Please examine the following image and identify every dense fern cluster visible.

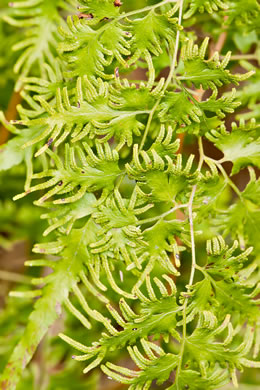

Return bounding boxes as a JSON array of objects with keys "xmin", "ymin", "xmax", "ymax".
[{"xmin": 0, "ymin": 0, "xmax": 260, "ymax": 389}]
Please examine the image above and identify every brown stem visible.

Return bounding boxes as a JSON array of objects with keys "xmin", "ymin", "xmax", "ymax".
[
  {"xmin": 210, "ymin": 16, "xmax": 228, "ymax": 56},
  {"xmin": 0, "ymin": 91, "xmax": 21, "ymax": 145}
]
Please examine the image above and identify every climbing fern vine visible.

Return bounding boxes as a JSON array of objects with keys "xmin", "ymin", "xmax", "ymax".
[{"xmin": 0, "ymin": 0, "xmax": 259, "ymax": 389}]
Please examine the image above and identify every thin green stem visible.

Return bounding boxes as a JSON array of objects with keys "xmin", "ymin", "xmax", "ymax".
[
  {"xmin": 137, "ymin": 203, "xmax": 188, "ymax": 226},
  {"xmin": 98, "ymin": 0, "xmax": 178, "ymax": 38},
  {"xmin": 126, "ymin": 81, "xmax": 202, "ymax": 96},
  {"xmin": 117, "ymin": 0, "xmax": 178, "ymax": 21},
  {"xmin": 175, "ymin": 137, "xmax": 204, "ymax": 388},
  {"xmin": 139, "ymin": 0, "xmax": 183, "ymax": 151}
]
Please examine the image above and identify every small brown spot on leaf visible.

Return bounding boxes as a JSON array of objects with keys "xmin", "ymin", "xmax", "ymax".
[
  {"xmin": 55, "ymin": 302, "xmax": 62, "ymax": 316},
  {"xmin": 79, "ymin": 13, "xmax": 93, "ymax": 19},
  {"xmin": 114, "ymin": 0, "xmax": 122, "ymax": 6}
]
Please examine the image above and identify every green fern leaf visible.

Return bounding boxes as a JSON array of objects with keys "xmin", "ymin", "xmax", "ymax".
[
  {"xmin": 169, "ymin": 368, "xmax": 229, "ymax": 390},
  {"xmin": 77, "ymin": 0, "xmax": 121, "ymax": 20},
  {"xmin": 0, "ymin": 125, "xmax": 41, "ymax": 171},
  {"xmin": 158, "ymin": 90, "xmax": 203, "ymax": 126},
  {"xmin": 58, "ymin": 15, "xmax": 130, "ymax": 80},
  {"xmin": 206, "ymin": 120, "xmax": 260, "ymax": 174},
  {"xmin": 0, "ymin": 220, "xmax": 92, "ymax": 390},
  {"xmin": 14, "ymin": 143, "xmax": 121, "ymax": 205},
  {"xmin": 181, "ymin": 38, "xmax": 254, "ymax": 90},
  {"xmin": 184, "ymin": 0, "xmax": 228, "ymax": 19},
  {"xmin": 3, "ymin": 0, "xmax": 74, "ymax": 89},
  {"xmin": 129, "ymin": 10, "xmax": 179, "ymax": 63},
  {"xmin": 10, "ymin": 77, "xmax": 148, "ymax": 153},
  {"xmin": 60, "ymin": 276, "xmax": 180, "ymax": 374},
  {"xmin": 226, "ymin": 0, "xmax": 260, "ymax": 29},
  {"xmin": 102, "ymin": 340, "xmax": 179, "ymax": 389}
]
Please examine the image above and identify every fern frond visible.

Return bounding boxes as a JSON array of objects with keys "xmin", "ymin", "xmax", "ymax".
[
  {"xmin": 1, "ymin": 0, "xmax": 260, "ymax": 388},
  {"xmin": 206, "ymin": 119, "xmax": 260, "ymax": 174},
  {"xmin": 180, "ymin": 38, "xmax": 254, "ymax": 90},
  {"xmin": 3, "ymin": 0, "xmax": 74, "ymax": 89},
  {"xmin": 18, "ymin": 61, "xmax": 65, "ymax": 103},
  {"xmin": 183, "ymin": 237, "xmax": 259, "ymax": 325},
  {"xmin": 41, "ymin": 192, "xmax": 97, "ymax": 236},
  {"xmin": 58, "ymin": 15, "xmax": 131, "ymax": 80},
  {"xmin": 127, "ymin": 149, "xmax": 198, "ymax": 204},
  {"xmin": 184, "ymin": 0, "xmax": 228, "ymax": 19},
  {"xmin": 185, "ymin": 320, "xmax": 259, "ymax": 382},
  {"xmin": 226, "ymin": 0, "xmax": 260, "ymax": 29},
  {"xmin": 129, "ymin": 10, "xmax": 180, "ymax": 64},
  {"xmin": 77, "ymin": 0, "xmax": 122, "ymax": 21},
  {"xmin": 102, "ymin": 340, "xmax": 179, "ymax": 389},
  {"xmin": 200, "ymin": 88, "xmax": 240, "ymax": 119},
  {"xmin": 14, "ymin": 142, "xmax": 121, "ymax": 204},
  {"xmin": 158, "ymin": 90, "xmax": 203, "ymax": 126},
  {"xmin": 9, "ymin": 76, "xmax": 149, "ymax": 154},
  {"xmin": 0, "ymin": 218, "xmax": 90, "ymax": 389},
  {"xmin": 170, "ymin": 367, "xmax": 229, "ymax": 390},
  {"xmin": 60, "ymin": 275, "xmax": 180, "ymax": 375}
]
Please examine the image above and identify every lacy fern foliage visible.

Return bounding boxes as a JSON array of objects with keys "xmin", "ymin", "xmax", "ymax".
[{"xmin": 0, "ymin": 0, "xmax": 260, "ymax": 390}]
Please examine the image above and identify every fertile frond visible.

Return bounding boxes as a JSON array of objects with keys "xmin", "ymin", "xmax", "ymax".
[
  {"xmin": 40, "ymin": 193, "xmax": 97, "ymax": 236},
  {"xmin": 127, "ymin": 148, "xmax": 198, "ymax": 204},
  {"xmin": 0, "ymin": 219, "xmax": 89, "ymax": 388},
  {"xmin": 184, "ymin": 237, "xmax": 259, "ymax": 324},
  {"xmin": 200, "ymin": 88, "xmax": 240, "ymax": 119},
  {"xmin": 9, "ymin": 76, "xmax": 149, "ymax": 154},
  {"xmin": 184, "ymin": 0, "xmax": 228, "ymax": 19},
  {"xmin": 18, "ymin": 61, "xmax": 65, "ymax": 103},
  {"xmin": 60, "ymin": 275, "xmax": 180, "ymax": 375},
  {"xmin": 158, "ymin": 87, "xmax": 240, "ymax": 135},
  {"xmin": 129, "ymin": 10, "xmax": 179, "ymax": 64},
  {"xmin": 158, "ymin": 90, "xmax": 203, "ymax": 126},
  {"xmin": 226, "ymin": 0, "xmax": 260, "ymax": 29},
  {"xmin": 58, "ymin": 15, "xmax": 131, "ymax": 80},
  {"xmin": 170, "ymin": 368, "xmax": 229, "ymax": 390},
  {"xmin": 215, "ymin": 200, "xmax": 260, "ymax": 252},
  {"xmin": 181, "ymin": 38, "xmax": 254, "ymax": 90},
  {"xmin": 102, "ymin": 340, "xmax": 179, "ymax": 389},
  {"xmin": 185, "ymin": 319, "xmax": 260, "ymax": 381},
  {"xmin": 14, "ymin": 142, "xmax": 121, "ymax": 204},
  {"xmin": 3, "ymin": 0, "xmax": 74, "ymax": 89},
  {"xmin": 205, "ymin": 235, "xmax": 253, "ymax": 279},
  {"xmin": 32, "ymin": 219, "xmax": 135, "ymax": 299}
]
